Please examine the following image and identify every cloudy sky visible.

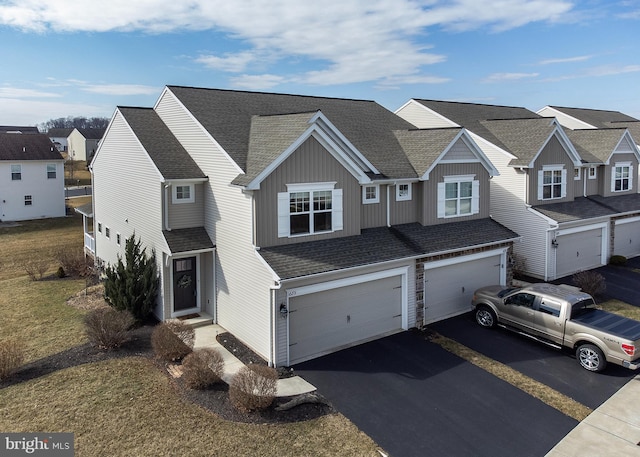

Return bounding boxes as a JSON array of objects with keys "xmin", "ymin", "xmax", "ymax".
[{"xmin": 1, "ymin": 0, "xmax": 639, "ymax": 127}]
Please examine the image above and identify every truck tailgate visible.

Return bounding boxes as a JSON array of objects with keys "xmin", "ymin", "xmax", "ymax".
[{"xmin": 572, "ymin": 309, "xmax": 640, "ymax": 341}]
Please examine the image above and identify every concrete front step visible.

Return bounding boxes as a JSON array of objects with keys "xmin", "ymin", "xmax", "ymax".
[{"xmin": 179, "ymin": 312, "xmax": 214, "ymax": 328}]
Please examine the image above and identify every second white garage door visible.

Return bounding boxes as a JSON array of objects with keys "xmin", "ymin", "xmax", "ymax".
[
  {"xmin": 424, "ymin": 250, "xmax": 506, "ymax": 324},
  {"xmin": 288, "ymin": 272, "xmax": 405, "ymax": 365},
  {"xmin": 614, "ymin": 218, "xmax": 640, "ymax": 259},
  {"xmin": 556, "ymin": 227, "xmax": 604, "ymax": 278}
]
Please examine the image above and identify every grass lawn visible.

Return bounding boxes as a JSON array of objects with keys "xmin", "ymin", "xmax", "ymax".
[{"xmin": 0, "ymin": 218, "xmax": 380, "ymax": 456}]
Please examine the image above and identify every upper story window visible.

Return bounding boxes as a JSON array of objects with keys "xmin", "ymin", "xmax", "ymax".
[
  {"xmin": 612, "ymin": 163, "xmax": 633, "ymax": 192},
  {"xmin": 588, "ymin": 167, "xmax": 597, "ymax": 180},
  {"xmin": 173, "ymin": 184, "xmax": 195, "ymax": 204},
  {"xmin": 438, "ymin": 175, "xmax": 479, "ymax": 218},
  {"xmin": 362, "ymin": 185, "xmax": 379, "ymax": 204},
  {"xmin": 47, "ymin": 164, "xmax": 57, "ymax": 179},
  {"xmin": 278, "ymin": 183, "xmax": 343, "ymax": 237},
  {"xmin": 11, "ymin": 164, "xmax": 21, "ymax": 181},
  {"xmin": 396, "ymin": 183, "xmax": 412, "ymax": 201},
  {"xmin": 574, "ymin": 168, "xmax": 581, "ymax": 181},
  {"xmin": 538, "ymin": 166, "xmax": 566, "ymax": 200}
]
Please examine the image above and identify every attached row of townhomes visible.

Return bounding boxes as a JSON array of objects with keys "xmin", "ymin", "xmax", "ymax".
[
  {"xmin": 85, "ymin": 86, "xmax": 640, "ymax": 367},
  {"xmin": 0, "ymin": 127, "xmax": 65, "ymax": 222}
]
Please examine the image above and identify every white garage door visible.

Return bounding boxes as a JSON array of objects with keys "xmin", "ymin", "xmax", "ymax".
[
  {"xmin": 288, "ymin": 274, "xmax": 403, "ymax": 364},
  {"xmin": 556, "ymin": 228, "xmax": 603, "ymax": 278},
  {"xmin": 614, "ymin": 219, "xmax": 640, "ymax": 259},
  {"xmin": 424, "ymin": 252, "xmax": 504, "ymax": 324}
]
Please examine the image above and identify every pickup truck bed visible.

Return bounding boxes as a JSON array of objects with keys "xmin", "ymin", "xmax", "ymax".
[{"xmin": 572, "ymin": 309, "xmax": 640, "ymax": 341}]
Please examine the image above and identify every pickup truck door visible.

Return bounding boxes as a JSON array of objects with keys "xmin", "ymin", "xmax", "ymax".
[
  {"xmin": 533, "ymin": 298, "xmax": 564, "ymax": 344},
  {"xmin": 499, "ymin": 292, "xmax": 539, "ymax": 334}
]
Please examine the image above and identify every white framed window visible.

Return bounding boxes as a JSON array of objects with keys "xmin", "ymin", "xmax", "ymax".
[
  {"xmin": 612, "ymin": 162, "xmax": 633, "ymax": 192},
  {"xmin": 105, "ymin": 227, "xmax": 110, "ymax": 239},
  {"xmin": 588, "ymin": 167, "xmax": 597, "ymax": 180},
  {"xmin": 538, "ymin": 166, "xmax": 566, "ymax": 200},
  {"xmin": 116, "ymin": 233, "xmax": 121, "ymax": 246},
  {"xmin": 278, "ymin": 182, "xmax": 343, "ymax": 237},
  {"xmin": 437, "ymin": 175, "xmax": 479, "ymax": 218},
  {"xmin": 396, "ymin": 183, "xmax": 412, "ymax": 201},
  {"xmin": 574, "ymin": 168, "xmax": 581, "ymax": 181},
  {"xmin": 172, "ymin": 184, "xmax": 195, "ymax": 204},
  {"xmin": 11, "ymin": 164, "xmax": 21, "ymax": 181},
  {"xmin": 24, "ymin": 195, "xmax": 32, "ymax": 206},
  {"xmin": 97, "ymin": 222, "xmax": 102, "ymax": 233},
  {"xmin": 362, "ymin": 185, "xmax": 379, "ymax": 204},
  {"xmin": 47, "ymin": 163, "xmax": 57, "ymax": 179}
]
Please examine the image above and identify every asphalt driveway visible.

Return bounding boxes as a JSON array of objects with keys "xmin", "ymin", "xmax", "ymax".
[{"xmin": 295, "ymin": 330, "xmax": 577, "ymax": 457}]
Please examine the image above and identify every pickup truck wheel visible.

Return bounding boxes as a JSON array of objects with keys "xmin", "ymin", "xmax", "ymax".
[
  {"xmin": 475, "ymin": 306, "xmax": 497, "ymax": 328},
  {"xmin": 576, "ymin": 344, "xmax": 607, "ymax": 372}
]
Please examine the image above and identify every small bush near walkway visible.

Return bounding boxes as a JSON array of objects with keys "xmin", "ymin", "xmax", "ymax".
[
  {"xmin": 182, "ymin": 348, "xmax": 225, "ymax": 390},
  {"xmin": 572, "ymin": 270, "xmax": 606, "ymax": 298},
  {"xmin": 84, "ymin": 308, "xmax": 135, "ymax": 350},
  {"xmin": 229, "ymin": 364, "xmax": 278, "ymax": 412},
  {"xmin": 151, "ymin": 323, "xmax": 192, "ymax": 362},
  {"xmin": 165, "ymin": 319, "xmax": 195, "ymax": 349},
  {"xmin": 0, "ymin": 339, "xmax": 25, "ymax": 380}
]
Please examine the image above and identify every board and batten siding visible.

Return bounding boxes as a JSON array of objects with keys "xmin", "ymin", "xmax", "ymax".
[
  {"xmin": 92, "ymin": 110, "xmax": 169, "ymax": 317},
  {"xmin": 602, "ymin": 152, "xmax": 638, "ymax": 197},
  {"xmin": 273, "ymin": 259, "xmax": 416, "ymax": 366},
  {"xmin": 155, "ymin": 89, "xmax": 276, "ymax": 361},
  {"xmin": 421, "ymin": 162, "xmax": 490, "ymax": 226},
  {"xmin": 529, "ymin": 135, "xmax": 575, "ymax": 205},
  {"xmin": 254, "ymin": 135, "xmax": 361, "ymax": 247},
  {"xmin": 389, "ymin": 183, "xmax": 420, "ymax": 225},
  {"xmin": 395, "ymin": 101, "xmax": 458, "ymax": 129},
  {"xmin": 361, "ymin": 184, "xmax": 387, "ymax": 228},
  {"xmin": 167, "ymin": 183, "xmax": 205, "ymax": 229}
]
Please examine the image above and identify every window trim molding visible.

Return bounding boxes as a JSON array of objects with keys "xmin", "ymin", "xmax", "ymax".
[
  {"xmin": 172, "ymin": 184, "xmax": 195, "ymax": 204},
  {"xmin": 437, "ymin": 174, "xmax": 479, "ymax": 219},
  {"xmin": 538, "ymin": 165, "xmax": 567, "ymax": 201},
  {"xmin": 574, "ymin": 167, "xmax": 581, "ymax": 181},
  {"xmin": 24, "ymin": 195, "xmax": 32, "ymax": 206},
  {"xmin": 395, "ymin": 183, "xmax": 412, "ymax": 202},
  {"xmin": 611, "ymin": 162, "xmax": 633, "ymax": 193},
  {"xmin": 588, "ymin": 167, "xmax": 597, "ymax": 180},
  {"xmin": 362, "ymin": 184, "xmax": 380, "ymax": 204},
  {"xmin": 278, "ymin": 182, "xmax": 343, "ymax": 238}
]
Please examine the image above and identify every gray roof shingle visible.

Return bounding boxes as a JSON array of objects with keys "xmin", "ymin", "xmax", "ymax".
[
  {"xmin": 168, "ymin": 86, "xmax": 418, "ymax": 180},
  {"xmin": 548, "ymin": 106, "xmax": 639, "ymax": 128},
  {"xmin": 0, "ymin": 132, "xmax": 63, "ymax": 161},
  {"xmin": 162, "ymin": 227, "xmax": 214, "ymax": 254},
  {"xmin": 394, "ymin": 128, "xmax": 462, "ymax": 176},
  {"xmin": 565, "ymin": 128, "xmax": 629, "ymax": 164},
  {"xmin": 118, "ymin": 107, "xmax": 206, "ymax": 180},
  {"xmin": 532, "ymin": 197, "xmax": 617, "ymax": 223},
  {"xmin": 259, "ymin": 219, "xmax": 518, "ymax": 280},
  {"xmin": 587, "ymin": 194, "xmax": 640, "ymax": 214}
]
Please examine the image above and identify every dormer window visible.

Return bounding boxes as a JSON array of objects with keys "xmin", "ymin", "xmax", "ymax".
[
  {"xmin": 612, "ymin": 163, "xmax": 632, "ymax": 192},
  {"xmin": 538, "ymin": 165, "xmax": 566, "ymax": 200},
  {"xmin": 278, "ymin": 183, "xmax": 343, "ymax": 237},
  {"xmin": 438, "ymin": 175, "xmax": 479, "ymax": 218}
]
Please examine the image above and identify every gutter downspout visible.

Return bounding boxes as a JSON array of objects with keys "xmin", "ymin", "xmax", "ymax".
[
  {"xmin": 269, "ymin": 283, "xmax": 282, "ymax": 367},
  {"xmin": 164, "ymin": 184, "xmax": 170, "ymax": 231},
  {"xmin": 386, "ymin": 184, "xmax": 392, "ymax": 227}
]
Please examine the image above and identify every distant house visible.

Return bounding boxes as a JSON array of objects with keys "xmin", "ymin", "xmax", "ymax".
[
  {"xmin": 47, "ymin": 128, "xmax": 74, "ymax": 152},
  {"xmin": 68, "ymin": 128, "xmax": 105, "ymax": 162},
  {"xmin": 0, "ymin": 126, "xmax": 40, "ymax": 134},
  {"xmin": 0, "ymin": 132, "xmax": 65, "ymax": 221}
]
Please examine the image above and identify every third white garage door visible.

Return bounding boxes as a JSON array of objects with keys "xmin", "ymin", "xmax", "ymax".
[
  {"xmin": 556, "ymin": 226, "xmax": 605, "ymax": 278},
  {"xmin": 614, "ymin": 218, "xmax": 640, "ymax": 259},
  {"xmin": 424, "ymin": 250, "xmax": 506, "ymax": 324},
  {"xmin": 287, "ymin": 269, "xmax": 407, "ymax": 365}
]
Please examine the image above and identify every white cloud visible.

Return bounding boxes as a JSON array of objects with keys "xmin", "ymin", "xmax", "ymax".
[
  {"xmin": 543, "ymin": 64, "xmax": 640, "ymax": 81},
  {"xmin": 0, "ymin": 0, "xmax": 577, "ymax": 89},
  {"xmin": 81, "ymin": 84, "xmax": 159, "ymax": 96},
  {"xmin": 539, "ymin": 55, "xmax": 593, "ymax": 65},
  {"xmin": 482, "ymin": 72, "xmax": 540, "ymax": 83},
  {"xmin": 0, "ymin": 97, "xmax": 110, "ymax": 125},
  {"xmin": 0, "ymin": 87, "xmax": 61, "ymax": 98},
  {"xmin": 230, "ymin": 74, "xmax": 286, "ymax": 90}
]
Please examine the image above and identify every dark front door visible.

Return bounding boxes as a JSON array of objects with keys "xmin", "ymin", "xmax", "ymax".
[{"xmin": 174, "ymin": 257, "xmax": 197, "ymax": 312}]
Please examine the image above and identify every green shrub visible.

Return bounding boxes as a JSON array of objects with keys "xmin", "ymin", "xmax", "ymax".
[
  {"xmin": 182, "ymin": 348, "xmax": 225, "ymax": 389},
  {"xmin": 229, "ymin": 364, "xmax": 278, "ymax": 412},
  {"xmin": 609, "ymin": 255, "xmax": 627, "ymax": 266},
  {"xmin": 572, "ymin": 270, "xmax": 606, "ymax": 298},
  {"xmin": 164, "ymin": 319, "xmax": 195, "ymax": 349},
  {"xmin": 56, "ymin": 266, "xmax": 66, "ymax": 278},
  {"xmin": 84, "ymin": 308, "xmax": 135, "ymax": 350},
  {"xmin": 151, "ymin": 323, "xmax": 192, "ymax": 362},
  {"xmin": 0, "ymin": 339, "xmax": 25, "ymax": 381}
]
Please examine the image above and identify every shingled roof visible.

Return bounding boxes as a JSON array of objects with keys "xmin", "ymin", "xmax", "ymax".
[
  {"xmin": 167, "ymin": 86, "xmax": 418, "ymax": 180},
  {"xmin": 118, "ymin": 107, "xmax": 206, "ymax": 181},
  {"xmin": 547, "ymin": 106, "xmax": 639, "ymax": 129},
  {"xmin": 566, "ymin": 128, "xmax": 631, "ymax": 164},
  {"xmin": 0, "ymin": 132, "xmax": 63, "ymax": 161},
  {"xmin": 393, "ymin": 128, "xmax": 463, "ymax": 177}
]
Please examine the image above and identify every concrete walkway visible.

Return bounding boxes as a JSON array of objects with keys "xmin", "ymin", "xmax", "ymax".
[
  {"xmin": 546, "ymin": 374, "xmax": 640, "ymax": 456},
  {"xmin": 192, "ymin": 324, "xmax": 316, "ymax": 397}
]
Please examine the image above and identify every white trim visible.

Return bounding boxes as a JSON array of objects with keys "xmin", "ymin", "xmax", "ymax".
[
  {"xmin": 611, "ymin": 162, "xmax": 633, "ymax": 193},
  {"xmin": 396, "ymin": 183, "xmax": 412, "ymax": 201},
  {"xmin": 286, "ymin": 182, "xmax": 336, "ymax": 192},
  {"xmin": 395, "ymin": 100, "xmax": 460, "ymax": 128},
  {"xmin": 172, "ymin": 184, "xmax": 195, "ymax": 204},
  {"xmin": 614, "ymin": 216, "xmax": 640, "ymax": 226},
  {"xmin": 278, "ymin": 182, "xmax": 342, "ymax": 237},
  {"xmin": 423, "ymin": 247, "xmax": 507, "ymax": 272},
  {"xmin": 362, "ymin": 184, "xmax": 380, "ymax": 204},
  {"xmin": 588, "ymin": 166, "xmax": 597, "ymax": 180},
  {"xmin": 574, "ymin": 167, "xmax": 581, "ymax": 181}
]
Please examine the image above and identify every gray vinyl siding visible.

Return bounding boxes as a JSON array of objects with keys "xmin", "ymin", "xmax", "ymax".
[
  {"xmin": 581, "ymin": 166, "xmax": 601, "ymax": 196},
  {"xmin": 167, "ymin": 183, "xmax": 205, "ymax": 229},
  {"xmin": 156, "ymin": 89, "xmax": 276, "ymax": 361},
  {"xmin": 602, "ymin": 152, "xmax": 639, "ymax": 197},
  {"xmin": 92, "ymin": 110, "xmax": 168, "ymax": 318},
  {"xmin": 274, "ymin": 259, "xmax": 416, "ymax": 366},
  {"xmin": 361, "ymin": 184, "xmax": 387, "ymax": 228},
  {"xmin": 529, "ymin": 135, "xmax": 575, "ymax": 205},
  {"xmin": 395, "ymin": 101, "xmax": 458, "ymax": 128},
  {"xmin": 421, "ymin": 162, "xmax": 490, "ymax": 226},
  {"xmin": 390, "ymin": 183, "xmax": 420, "ymax": 225},
  {"xmin": 254, "ymin": 135, "xmax": 361, "ymax": 248}
]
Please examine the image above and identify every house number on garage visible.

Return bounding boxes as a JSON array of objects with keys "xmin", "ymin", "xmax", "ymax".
[{"xmin": 288, "ymin": 290, "xmax": 297, "ymax": 297}]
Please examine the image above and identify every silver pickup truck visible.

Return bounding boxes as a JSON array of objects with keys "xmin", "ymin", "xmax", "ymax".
[{"xmin": 472, "ymin": 283, "xmax": 640, "ymax": 372}]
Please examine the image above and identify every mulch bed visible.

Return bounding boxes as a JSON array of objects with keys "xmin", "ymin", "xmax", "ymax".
[{"xmin": 1, "ymin": 322, "xmax": 332, "ymax": 424}]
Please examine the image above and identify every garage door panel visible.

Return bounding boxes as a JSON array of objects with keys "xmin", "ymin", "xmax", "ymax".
[
  {"xmin": 614, "ymin": 221, "xmax": 640, "ymax": 258},
  {"xmin": 424, "ymin": 254, "xmax": 502, "ymax": 324},
  {"xmin": 557, "ymin": 228, "xmax": 603, "ymax": 278},
  {"xmin": 289, "ymin": 275, "xmax": 402, "ymax": 364}
]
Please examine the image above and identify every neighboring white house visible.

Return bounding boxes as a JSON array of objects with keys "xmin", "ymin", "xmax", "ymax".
[
  {"xmin": 397, "ymin": 99, "xmax": 640, "ymax": 280},
  {"xmin": 89, "ymin": 86, "xmax": 517, "ymax": 367},
  {"xmin": 68, "ymin": 128, "xmax": 105, "ymax": 162},
  {"xmin": 47, "ymin": 128, "xmax": 74, "ymax": 152},
  {"xmin": 0, "ymin": 131, "xmax": 66, "ymax": 221}
]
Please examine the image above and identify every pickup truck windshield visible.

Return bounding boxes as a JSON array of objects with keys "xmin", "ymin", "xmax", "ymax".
[{"xmin": 571, "ymin": 299, "xmax": 597, "ymax": 317}]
